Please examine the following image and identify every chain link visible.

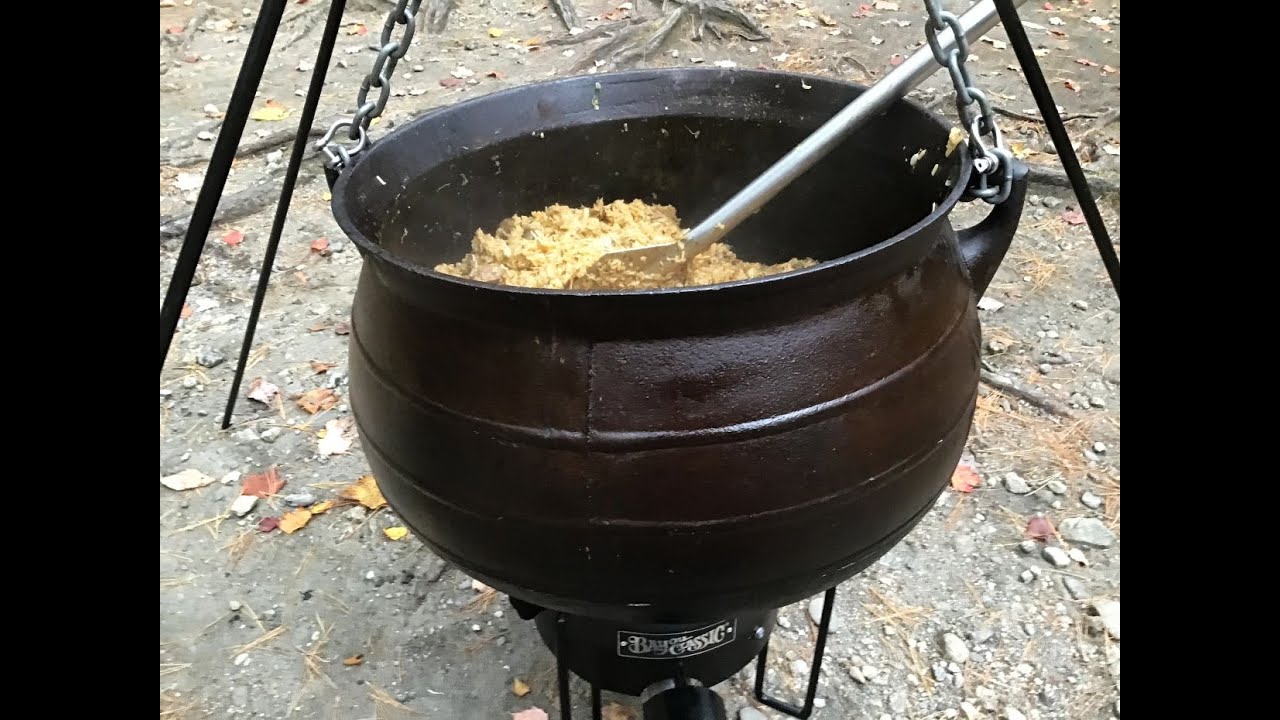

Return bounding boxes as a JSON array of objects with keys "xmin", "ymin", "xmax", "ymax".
[
  {"xmin": 922, "ymin": 0, "xmax": 1013, "ymax": 204},
  {"xmin": 316, "ymin": 0, "xmax": 424, "ymax": 169}
]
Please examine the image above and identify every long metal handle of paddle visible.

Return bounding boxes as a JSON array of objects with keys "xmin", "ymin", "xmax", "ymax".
[{"xmin": 681, "ymin": 0, "xmax": 1030, "ymax": 256}]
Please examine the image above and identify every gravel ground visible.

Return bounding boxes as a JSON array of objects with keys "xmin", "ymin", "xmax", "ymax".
[{"xmin": 160, "ymin": 2, "xmax": 1120, "ymax": 718}]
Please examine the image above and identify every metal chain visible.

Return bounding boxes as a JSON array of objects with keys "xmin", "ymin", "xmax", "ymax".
[
  {"xmin": 316, "ymin": 0, "xmax": 424, "ymax": 170},
  {"xmin": 922, "ymin": 0, "xmax": 1014, "ymax": 204}
]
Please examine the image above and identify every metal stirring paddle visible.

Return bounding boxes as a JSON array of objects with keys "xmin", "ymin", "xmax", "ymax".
[{"xmin": 586, "ymin": 0, "xmax": 1026, "ymax": 276}]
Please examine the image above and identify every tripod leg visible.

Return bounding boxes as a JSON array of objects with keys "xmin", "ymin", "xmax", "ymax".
[
  {"xmin": 160, "ymin": 0, "xmax": 290, "ymax": 373},
  {"xmin": 992, "ymin": 0, "xmax": 1120, "ymax": 299},
  {"xmin": 221, "ymin": 0, "xmax": 351, "ymax": 429}
]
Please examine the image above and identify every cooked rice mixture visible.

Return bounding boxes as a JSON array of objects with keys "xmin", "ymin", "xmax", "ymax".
[{"xmin": 434, "ymin": 199, "xmax": 817, "ymax": 290}]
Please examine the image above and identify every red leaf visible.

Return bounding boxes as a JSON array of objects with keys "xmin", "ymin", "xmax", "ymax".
[
  {"xmin": 356, "ymin": 25, "xmax": 368, "ymax": 35},
  {"xmin": 257, "ymin": 516, "xmax": 280, "ymax": 532},
  {"xmin": 889, "ymin": 54, "xmax": 905, "ymax": 66},
  {"xmin": 949, "ymin": 463, "xmax": 982, "ymax": 493},
  {"xmin": 1075, "ymin": 58, "xmax": 1099, "ymax": 67},
  {"xmin": 1064, "ymin": 80, "xmax": 1081, "ymax": 92},
  {"xmin": 242, "ymin": 467, "xmax": 286, "ymax": 498},
  {"xmin": 333, "ymin": 321, "xmax": 352, "ymax": 336},
  {"xmin": 180, "ymin": 303, "xmax": 193, "ymax": 319},
  {"xmin": 1062, "ymin": 209, "xmax": 1086, "ymax": 225},
  {"xmin": 167, "ymin": 25, "xmax": 185, "ymax": 34},
  {"xmin": 1025, "ymin": 516, "xmax": 1055, "ymax": 542},
  {"xmin": 440, "ymin": 77, "xmax": 464, "ymax": 88},
  {"xmin": 223, "ymin": 230, "xmax": 244, "ymax": 246},
  {"xmin": 1043, "ymin": 2, "xmax": 1054, "ymax": 9},
  {"xmin": 310, "ymin": 237, "xmax": 330, "ymax": 255}
]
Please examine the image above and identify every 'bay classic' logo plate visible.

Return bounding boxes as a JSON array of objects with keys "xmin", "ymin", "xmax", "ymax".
[{"xmin": 617, "ymin": 620, "xmax": 737, "ymax": 660}]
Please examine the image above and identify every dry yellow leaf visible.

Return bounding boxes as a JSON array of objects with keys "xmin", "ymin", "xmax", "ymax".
[
  {"xmin": 343, "ymin": 654, "xmax": 364, "ymax": 666},
  {"xmin": 488, "ymin": 28, "xmax": 504, "ymax": 38},
  {"xmin": 250, "ymin": 100, "xmax": 291, "ymax": 122},
  {"xmin": 279, "ymin": 508, "xmax": 314, "ymax": 534},
  {"xmin": 512, "ymin": 678, "xmax": 531, "ymax": 697},
  {"xmin": 322, "ymin": 190, "xmax": 332, "ymax": 202},
  {"xmin": 309, "ymin": 500, "xmax": 336, "ymax": 515},
  {"xmin": 384, "ymin": 526, "xmax": 409, "ymax": 541},
  {"xmin": 339, "ymin": 475, "xmax": 387, "ymax": 510},
  {"xmin": 601, "ymin": 703, "xmax": 636, "ymax": 720}
]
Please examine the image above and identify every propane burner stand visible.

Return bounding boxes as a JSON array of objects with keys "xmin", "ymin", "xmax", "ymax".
[{"xmin": 509, "ymin": 586, "xmax": 838, "ymax": 720}]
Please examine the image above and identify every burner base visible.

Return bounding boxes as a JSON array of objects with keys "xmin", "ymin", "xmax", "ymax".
[{"xmin": 514, "ymin": 597, "xmax": 775, "ymax": 697}]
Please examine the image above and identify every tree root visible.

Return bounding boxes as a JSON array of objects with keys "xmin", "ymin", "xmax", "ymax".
[
  {"xmin": 980, "ymin": 370, "xmax": 1076, "ymax": 419},
  {"xmin": 577, "ymin": 0, "xmax": 768, "ymax": 72}
]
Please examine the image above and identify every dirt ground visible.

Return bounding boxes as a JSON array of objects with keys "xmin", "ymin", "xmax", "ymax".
[{"xmin": 160, "ymin": 1, "xmax": 1120, "ymax": 718}]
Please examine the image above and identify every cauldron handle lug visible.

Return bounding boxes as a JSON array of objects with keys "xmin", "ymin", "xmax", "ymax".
[{"xmin": 955, "ymin": 160, "xmax": 1031, "ymax": 300}]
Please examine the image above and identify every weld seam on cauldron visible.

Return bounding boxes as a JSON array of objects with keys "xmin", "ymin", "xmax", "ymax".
[
  {"xmin": 346, "ymin": 305, "xmax": 972, "ymax": 452},
  {"xmin": 350, "ymin": 388, "xmax": 973, "ymax": 532}
]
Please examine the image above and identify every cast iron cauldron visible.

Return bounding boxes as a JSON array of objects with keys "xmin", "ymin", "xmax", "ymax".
[{"xmin": 330, "ymin": 67, "xmax": 1028, "ymax": 624}]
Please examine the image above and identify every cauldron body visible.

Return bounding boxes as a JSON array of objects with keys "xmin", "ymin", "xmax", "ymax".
[{"xmin": 331, "ymin": 68, "xmax": 1026, "ymax": 623}]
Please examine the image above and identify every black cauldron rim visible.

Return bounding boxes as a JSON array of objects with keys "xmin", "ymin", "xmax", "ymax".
[{"xmin": 330, "ymin": 66, "xmax": 976, "ymax": 299}]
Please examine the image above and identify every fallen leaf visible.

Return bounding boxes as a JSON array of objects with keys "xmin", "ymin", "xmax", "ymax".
[
  {"xmin": 949, "ymin": 463, "xmax": 981, "ymax": 493},
  {"xmin": 1101, "ymin": 144, "xmax": 1120, "ymax": 156},
  {"xmin": 247, "ymin": 377, "xmax": 280, "ymax": 404},
  {"xmin": 602, "ymin": 8, "xmax": 629, "ymax": 20},
  {"xmin": 318, "ymin": 418, "xmax": 354, "ymax": 456},
  {"xmin": 853, "ymin": 3, "xmax": 874, "ymax": 18},
  {"xmin": 180, "ymin": 303, "xmax": 193, "ymax": 319},
  {"xmin": 242, "ymin": 467, "xmax": 286, "ymax": 498},
  {"xmin": 167, "ymin": 24, "xmax": 185, "ymax": 34},
  {"xmin": 310, "ymin": 360, "xmax": 336, "ymax": 374},
  {"xmin": 1049, "ymin": 29, "xmax": 1067, "ymax": 37},
  {"xmin": 222, "ymin": 230, "xmax": 244, "ymax": 246},
  {"xmin": 513, "ymin": 709, "xmax": 549, "ymax": 720},
  {"xmin": 512, "ymin": 678, "xmax": 531, "ymax": 697},
  {"xmin": 1101, "ymin": 65, "xmax": 1117, "ymax": 75},
  {"xmin": 889, "ymin": 54, "xmax": 905, "ymax": 66},
  {"xmin": 601, "ymin": 703, "xmax": 636, "ymax": 720},
  {"xmin": 1062, "ymin": 209, "xmax": 1086, "ymax": 225},
  {"xmin": 384, "ymin": 526, "xmax": 409, "ymax": 541},
  {"xmin": 1075, "ymin": 58, "xmax": 1099, "ymax": 67},
  {"xmin": 1043, "ymin": 2, "xmax": 1054, "ymax": 9},
  {"xmin": 310, "ymin": 237, "xmax": 330, "ymax": 255},
  {"xmin": 250, "ymin": 100, "xmax": 291, "ymax": 122},
  {"xmin": 343, "ymin": 654, "xmax": 364, "ymax": 666},
  {"xmin": 279, "ymin": 508, "xmax": 314, "ymax": 534},
  {"xmin": 340, "ymin": 475, "xmax": 387, "ymax": 510},
  {"xmin": 818, "ymin": 13, "xmax": 837, "ymax": 27},
  {"xmin": 257, "ymin": 516, "xmax": 280, "ymax": 532},
  {"xmin": 488, "ymin": 28, "xmax": 504, "ymax": 38},
  {"xmin": 472, "ymin": 579, "xmax": 492, "ymax": 592},
  {"xmin": 1025, "ymin": 516, "xmax": 1055, "ymax": 542},
  {"xmin": 333, "ymin": 321, "xmax": 351, "ymax": 336},
  {"xmin": 1063, "ymin": 80, "xmax": 1080, "ymax": 92},
  {"xmin": 487, "ymin": 70, "xmax": 506, "ymax": 79},
  {"xmin": 346, "ymin": 23, "xmax": 367, "ymax": 35},
  {"xmin": 296, "ymin": 388, "xmax": 340, "ymax": 414},
  {"xmin": 309, "ymin": 500, "xmax": 336, "ymax": 515},
  {"xmin": 161, "ymin": 469, "xmax": 217, "ymax": 491},
  {"xmin": 440, "ymin": 77, "xmax": 463, "ymax": 88},
  {"xmin": 524, "ymin": 37, "xmax": 543, "ymax": 46}
]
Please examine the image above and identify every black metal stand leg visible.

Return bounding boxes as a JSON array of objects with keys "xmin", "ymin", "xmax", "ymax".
[
  {"xmin": 591, "ymin": 684, "xmax": 602, "ymax": 720},
  {"xmin": 221, "ymin": 0, "xmax": 350, "ymax": 429},
  {"xmin": 993, "ymin": 0, "xmax": 1120, "ymax": 300},
  {"xmin": 557, "ymin": 613, "xmax": 573, "ymax": 720},
  {"xmin": 753, "ymin": 586, "xmax": 835, "ymax": 720},
  {"xmin": 159, "ymin": 0, "xmax": 289, "ymax": 374}
]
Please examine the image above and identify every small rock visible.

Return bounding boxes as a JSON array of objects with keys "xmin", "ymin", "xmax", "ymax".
[
  {"xmin": 1006, "ymin": 709, "xmax": 1027, "ymax": 720},
  {"xmin": 233, "ymin": 653, "xmax": 250, "ymax": 666},
  {"xmin": 889, "ymin": 691, "xmax": 909, "ymax": 713},
  {"xmin": 1004, "ymin": 472, "xmax": 1031, "ymax": 494},
  {"xmin": 260, "ymin": 427, "xmax": 283, "ymax": 443},
  {"xmin": 977, "ymin": 297, "xmax": 1005, "ymax": 312},
  {"xmin": 848, "ymin": 666, "xmax": 867, "ymax": 684},
  {"xmin": 1059, "ymin": 517, "xmax": 1116, "ymax": 548},
  {"xmin": 196, "ymin": 349, "xmax": 225, "ymax": 368},
  {"xmin": 813, "ymin": 699, "xmax": 826, "ymax": 709},
  {"xmin": 161, "ymin": 468, "xmax": 216, "ymax": 491},
  {"xmin": 808, "ymin": 595, "xmax": 827, "ymax": 625},
  {"xmin": 776, "ymin": 616, "xmax": 792, "ymax": 630},
  {"xmin": 471, "ymin": 623, "xmax": 482, "ymax": 632},
  {"xmin": 233, "ymin": 428, "xmax": 260, "ymax": 443},
  {"xmin": 365, "ymin": 570, "xmax": 376, "ymax": 581},
  {"xmin": 970, "ymin": 627, "xmax": 994, "ymax": 645},
  {"xmin": 1018, "ymin": 540, "xmax": 1039, "ymax": 555},
  {"xmin": 942, "ymin": 632, "xmax": 970, "ymax": 664},
  {"xmin": 1071, "ymin": 299, "xmax": 1089, "ymax": 310},
  {"xmin": 1093, "ymin": 441, "xmax": 1108, "ymax": 454},
  {"xmin": 790, "ymin": 659, "xmax": 809, "ymax": 677},
  {"xmin": 961, "ymin": 702, "xmax": 981, "ymax": 720},
  {"xmin": 229, "ymin": 600, "xmax": 242, "ymax": 611},
  {"xmin": 1046, "ymin": 480, "xmax": 1067, "ymax": 495},
  {"xmin": 344, "ymin": 506, "xmax": 369, "ymax": 522},
  {"xmin": 1068, "ymin": 547, "xmax": 1088, "ymax": 565},
  {"xmin": 987, "ymin": 340, "xmax": 1006, "ymax": 353},
  {"xmin": 932, "ymin": 663, "xmax": 950, "ymax": 682},
  {"xmin": 1081, "ymin": 491, "xmax": 1103, "ymax": 509},
  {"xmin": 1042, "ymin": 546, "xmax": 1070, "ymax": 568},
  {"xmin": 220, "ymin": 471, "xmax": 241, "ymax": 485},
  {"xmin": 283, "ymin": 493, "xmax": 317, "ymax": 507},
  {"xmin": 1114, "ymin": 699, "xmax": 1120, "ymax": 716},
  {"xmin": 229, "ymin": 495, "xmax": 258, "ymax": 517},
  {"xmin": 1089, "ymin": 396, "xmax": 1107, "ymax": 408},
  {"xmin": 1038, "ymin": 363, "xmax": 1053, "ymax": 374},
  {"xmin": 1042, "ymin": 196, "xmax": 1061, "ymax": 208},
  {"xmin": 738, "ymin": 709, "xmax": 768, "ymax": 720},
  {"xmin": 1093, "ymin": 600, "xmax": 1120, "ymax": 639},
  {"xmin": 182, "ymin": 376, "xmax": 198, "ymax": 389},
  {"xmin": 1019, "ymin": 569, "xmax": 1035, "ymax": 583},
  {"xmin": 1062, "ymin": 577, "xmax": 1089, "ymax": 600}
]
